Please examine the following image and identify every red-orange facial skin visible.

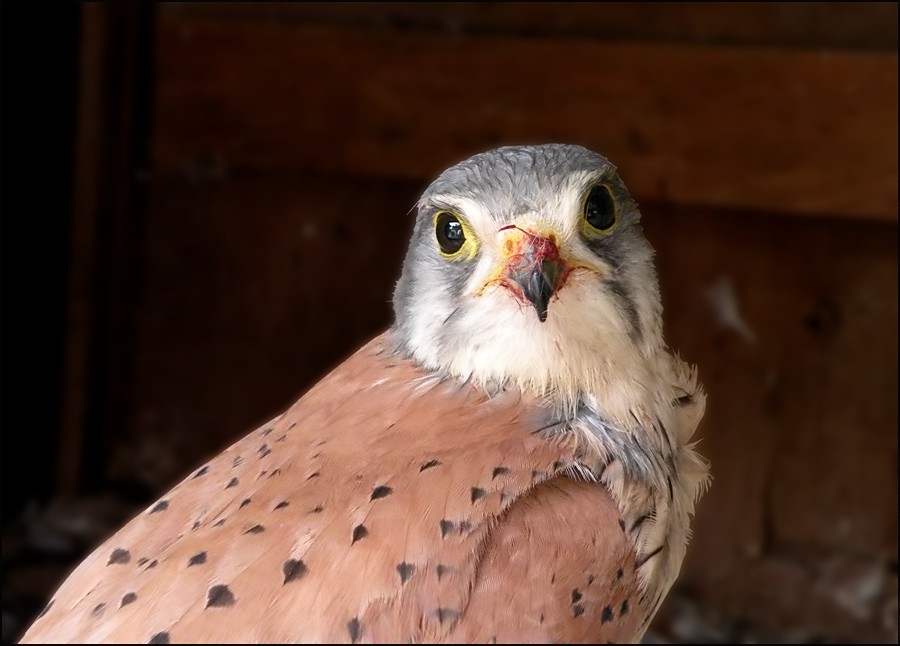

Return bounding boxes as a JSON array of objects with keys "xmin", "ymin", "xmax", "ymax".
[{"xmin": 493, "ymin": 225, "xmax": 575, "ymax": 321}]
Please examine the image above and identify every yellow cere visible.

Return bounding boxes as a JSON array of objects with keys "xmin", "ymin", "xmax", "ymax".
[{"xmin": 476, "ymin": 226, "xmax": 569, "ymax": 296}]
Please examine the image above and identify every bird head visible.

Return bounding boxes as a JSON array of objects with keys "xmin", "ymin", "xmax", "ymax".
[{"xmin": 392, "ymin": 144, "xmax": 664, "ymax": 412}]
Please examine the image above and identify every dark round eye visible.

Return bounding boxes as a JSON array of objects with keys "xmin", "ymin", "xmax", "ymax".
[
  {"xmin": 583, "ymin": 185, "xmax": 616, "ymax": 232},
  {"xmin": 435, "ymin": 211, "xmax": 466, "ymax": 255}
]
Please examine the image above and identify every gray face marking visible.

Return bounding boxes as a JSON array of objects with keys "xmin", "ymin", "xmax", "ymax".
[
  {"xmin": 396, "ymin": 145, "xmax": 625, "ymax": 330},
  {"xmin": 604, "ymin": 277, "xmax": 643, "ymax": 343},
  {"xmin": 422, "ymin": 144, "xmax": 614, "ymax": 222},
  {"xmin": 390, "ymin": 143, "xmax": 663, "ymax": 407},
  {"xmin": 571, "ymin": 403, "xmax": 672, "ymax": 489}
]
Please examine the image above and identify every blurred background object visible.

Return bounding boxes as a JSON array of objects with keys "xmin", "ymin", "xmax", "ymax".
[{"xmin": 1, "ymin": 2, "xmax": 896, "ymax": 643}]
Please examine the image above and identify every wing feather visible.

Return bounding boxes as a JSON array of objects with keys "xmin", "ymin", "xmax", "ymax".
[{"xmin": 21, "ymin": 334, "xmax": 640, "ymax": 644}]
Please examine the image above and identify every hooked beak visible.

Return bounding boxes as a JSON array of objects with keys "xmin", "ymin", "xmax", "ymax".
[{"xmin": 498, "ymin": 226, "xmax": 569, "ymax": 322}]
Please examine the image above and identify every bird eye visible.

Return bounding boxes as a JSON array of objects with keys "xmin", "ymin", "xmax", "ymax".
[
  {"xmin": 583, "ymin": 185, "xmax": 616, "ymax": 233},
  {"xmin": 435, "ymin": 211, "xmax": 466, "ymax": 256}
]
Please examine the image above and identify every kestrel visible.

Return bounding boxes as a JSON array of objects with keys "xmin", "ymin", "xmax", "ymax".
[{"xmin": 20, "ymin": 144, "xmax": 708, "ymax": 644}]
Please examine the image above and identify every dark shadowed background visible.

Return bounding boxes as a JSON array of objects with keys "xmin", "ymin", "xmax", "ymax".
[{"xmin": 1, "ymin": 3, "xmax": 897, "ymax": 643}]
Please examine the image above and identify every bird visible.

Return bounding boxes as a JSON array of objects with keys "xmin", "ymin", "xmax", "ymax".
[{"xmin": 19, "ymin": 144, "xmax": 709, "ymax": 644}]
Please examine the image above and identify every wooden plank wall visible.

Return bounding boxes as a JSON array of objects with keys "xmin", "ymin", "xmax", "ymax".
[
  {"xmin": 154, "ymin": 6, "xmax": 897, "ymax": 220},
  {"xmin": 81, "ymin": 3, "xmax": 897, "ymax": 643}
]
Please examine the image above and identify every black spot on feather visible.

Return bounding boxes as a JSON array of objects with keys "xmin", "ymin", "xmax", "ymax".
[
  {"xmin": 439, "ymin": 519, "xmax": 455, "ymax": 538},
  {"xmin": 420, "ymin": 459, "xmax": 441, "ymax": 471},
  {"xmin": 283, "ymin": 559, "xmax": 307, "ymax": 584},
  {"xmin": 601, "ymin": 605, "xmax": 614, "ymax": 623},
  {"xmin": 193, "ymin": 465, "xmax": 209, "ymax": 478},
  {"xmin": 348, "ymin": 618, "xmax": 361, "ymax": 643},
  {"xmin": 108, "ymin": 548, "xmax": 130, "ymax": 565},
  {"xmin": 352, "ymin": 524, "xmax": 368, "ymax": 544},
  {"xmin": 470, "ymin": 487, "xmax": 486, "ymax": 503},
  {"xmin": 630, "ymin": 514, "xmax": 649, "ymax": 533},
  {"xmin": 150, "ymin": 500, "xmax": 169, "ymax": 514},
  {"xmin": 397, "ymin": 562, "xmax": 415, "ymax": 584},
  {"xmin": 121, "ymin": 592, "xmax": 137, "ymax": 607},
  {"xmin": 225, "ymin": 477, "xmax": 239, "ymax": 489},
  {"xmin": 206, "ymin": 585, "xmax": 235, "ymax": 608},
  {"xmin": 635, "ymin": 544, "xmax": 665, "ymax": 568},
  {"xmin": 148, "ymin": 632, "xmax": 170, "ymax": 644},
  {"xmin": 371, "ymin": 485, "xmax": 393, "ymax": 500},
  {"xmin": 188, "ymin": 552, "xmax": 207, "ymax": 566}
]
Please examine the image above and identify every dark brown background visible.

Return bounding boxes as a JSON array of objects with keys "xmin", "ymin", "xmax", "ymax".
[{"xmin": 1, "ymin": 3, "xmax": 897, "ymax": 643}]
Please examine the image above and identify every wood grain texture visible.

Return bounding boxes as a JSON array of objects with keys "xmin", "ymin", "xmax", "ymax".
[
  {"xmin": 161, "ymin": 3, "xmax": 899, "ymax": 50},
  {"xmin": 646, "ymin": 207, "xmax": 898, "ymax": 643},
  {"xmin": 58, "ymin": 2, "xmax": 156, "ymax": 495},
  {"xmin": 152, "ymin": 16, "xmax": 898, "ymax": 221},
  {"xmin": 109, "ymin": 177, "xmax": 418, "ymax": 488}
]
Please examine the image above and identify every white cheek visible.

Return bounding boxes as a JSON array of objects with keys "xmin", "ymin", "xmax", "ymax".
[
  {"xmin": 464, "ymin": 253, "xmax": 503, "ymax": 295},
  {"xmin": 445, "ymin": 274, "xmax": 643, "ymax": 405},
  {"xmin": 409, "ymin": 172, "xmax": 657, "ymax": 412},
  {"xmin": 406, "ymin": 277, "xmax": 456, "ymax": 366}
]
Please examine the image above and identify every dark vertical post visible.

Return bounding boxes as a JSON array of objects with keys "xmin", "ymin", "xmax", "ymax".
[{"xmin": 57, "ymin": 3, "xmax": 156, "ymax": 495}]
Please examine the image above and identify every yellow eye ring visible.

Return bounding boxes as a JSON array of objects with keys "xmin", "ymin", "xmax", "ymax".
[
  {"xmin": 433, "ymin": 211, "xmax": 478, "ymax": 260},
  {"xmin": 580, "ymin": 184, "xmax": 617, "ymax": 236}
]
